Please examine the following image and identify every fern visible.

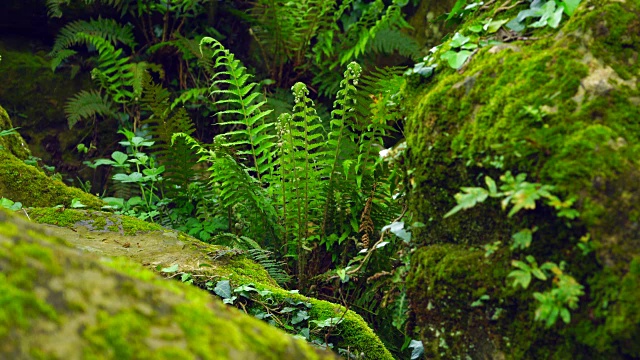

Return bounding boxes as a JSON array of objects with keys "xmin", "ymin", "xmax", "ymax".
[
  {"xmin": 201, "ymin": 37, "xmax": 276, "ymax": 184},
  {"xmin": 50, "ymin": 49, "xmax": 78, "ymax": 72},
  {"xmin": 64, "ymin": 90, "xmax": 116, "ymax": 128},
  {"xmin": 148, "ymin": 34, "xmax": 216, "ymax": 79},
  {"xmin": 369, "ymin": 27, "xmax": 422, "ymax": 60},
  {"xmin": 247, "ymin": 248, "xmax": 292, "ymax": 286},
  {"xmin": 207, "ymin": 233, "xmax": 292, "ymax": 285},
  {"xmin": 47, "ymin": 0, "xmax": 129, "ymax": 18},
  {"xmin": 50, "ymin": 17, "xmax": 136, "ymax": 62},
  {"xmin": 320, "ymin": 62, "xmax": 362, "ymax": 238},
  {"xmin": 140, "ymin": 74, "xmax": 203, "ymax": 197}
]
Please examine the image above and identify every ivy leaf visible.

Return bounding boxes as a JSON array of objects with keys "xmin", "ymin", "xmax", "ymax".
[
  {"xmin": 70, "ymin": 198, "xmax": 86, "ymax": 209},
  {"xmin": 160, "ymin": 264, "xmax": 179, "ymax": 273},
  {"xmin": 411, "ymin": 62, "xmax": 435, "ymax": 77},
  {"xmin": 213, "ymin": 280, "xmax": 232, "ymax": 299},
  {"xmin": 560, "ymin": 0, "xmax": 581, "ymax": 15},
  {"xmin": 298, "ymin": 328, "xmax": 310, "ymax": 339},
  {"xmin": 382, "ymin": 221, "xmax": 411, "ymax": 242},
  {"xmin": 548, "ymin": 6, "xmax": 564, "ymax": 28},
  {"xmin": 1, "ymin": 198, "xmax": 22, "ymax": 211},
  {"xmin": 291, "ymin": 310, "xmax": 310, "ymax": 325},
  {"xmin": 409, "ymin": 340, "xmax": 424, "ymax": 360},
  {"xmin": 449, "ymin": 33, "xmax": 471, "ymax": 48},
  {"xmin": 311, "ymin": 317, "xmax": 343, "ymax": 328},
  {"xmin": 441, "ymin": 50, "xmax": 473, "ymax": 70},
  {"xmin": 484, "ymin": 19, "xmax": 509, "ymax": 33},
  {"xmin": 446, "ymin": 0, "xmax": 467, "ymax": 20}
]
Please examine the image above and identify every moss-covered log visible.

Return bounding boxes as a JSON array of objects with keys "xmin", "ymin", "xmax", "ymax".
[{"xmin": 405, "ymin": 0, "xmax": 640, "ymax": 358}]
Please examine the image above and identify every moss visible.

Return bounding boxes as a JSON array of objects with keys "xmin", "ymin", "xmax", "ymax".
[
  {"xmin": 406, "ymin": 245, "xmax": 526, "ymax": 358},
  {"xmin": 576, "ymin": 256, "xmax": 640, "ymax": 357},
  {"xmin": 0, "ymin": 208, "xmax": 336, "ymax": 359},
  {"xmin": 28, "ymin": 208, "xmax": 163, "ymax": 235},
  {"xmin": 404, "ymin": 1, "xmax": 640, "ymax": 358},
  {"xmin": 0, "ymin": 151, "xmax": 104, "ymax": 209},
  {"xmin": 0, "ymin": 105, "xmax": 30, "ymax": 159},
  {"xmin": 193, "ymin": 261, "xmax": 394, "ymax": 359},
  {"xmin": 0, "ymin": 222, "xmax": 60, "ymax": 340},
  {"xmin": 17, "ymin": 207, "xmax": 391, "ymax": 358}
]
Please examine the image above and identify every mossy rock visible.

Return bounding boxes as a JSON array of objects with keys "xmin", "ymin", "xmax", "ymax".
[
  {"xmin": 0, "ymin": 150, "xmax": 104, "ymax": 209},
  {"xmin": 0, "ymin": 105, "xmax": 30, "ymax": 160},
  {"xmin": 23, "ymin": 208, "xmax": 393, "ymax": 359},
  {"xmin": 0, "ymin": 208, "xmax": 340, "ymax": 359},
  {"xmin": 405, "ymin": 0, "xmax": 640, "ymax": 358},
  {"xmin": 0, "ymin": 105, "xmax": 103, "ymax": 209}
]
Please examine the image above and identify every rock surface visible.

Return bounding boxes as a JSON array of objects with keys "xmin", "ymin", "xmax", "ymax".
[
  {"xmin": 0, "ymin": 209, "xmax": 337, "ymax": 359},
  {"xmin": 405, "ymin": 0, "xmax": 640, "ymax": 358}
]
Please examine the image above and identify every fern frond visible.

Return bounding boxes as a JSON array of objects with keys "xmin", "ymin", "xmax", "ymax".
[
  {"xmin": 171, "ymin": 88, "xmax": 211, "ymax": 110},
  {"xmin": 82, "ymin": 34, "xmax": 153, "ymax": 104},
  {"xmin": 173, "ymin": 132, "xmax": 278, "ymax": 245},
  {"xmin": 247, "ymin": 248, "xmax": 292, "ymax": 286},
  {"xmin": 47, "ymin": 0, "xmax": 129, "ymax": 18},
  {"xmin": 50, "ymin": 17, "xmax": 136, "ymax": 60},
  {"xmin": 140, "ymin": 75, "xmax": 202, "ymax": 197},
  {"xmin": 369, "ymin": 27, "xmax": 421, "ymax": 60},
  {"xmin": 148, "ymin": 34, "xmax": 215, "ymax": 78},
  {"xmin": 200, "ymin": 37, "xmax": 276, "ymax": 184},
  {"xmin": 319, "ymin": 62, "xmax": 362, "ymax": 237},
  {"xmin": 275, "ymin": 83, "xmax": 326, "ymax": 254},
  {"xmin": 64, "ymin": 90, "xmax": 115, "ymax": 128},
  {"xmin": 50, "ymin": 49, "xmax": 78, "ymax": 71}
]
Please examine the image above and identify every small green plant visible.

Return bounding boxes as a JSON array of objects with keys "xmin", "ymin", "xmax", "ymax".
[
  {"xmin": 211, "ymin": 279, "xmax": 344, "ymax": 348},
  {"xmin": 174, "ymin": 37, "xmax": 401, "ymax": 288},
  {"xmin": 0, "ymin": 198, "xmax": 22, "ymax": 211},
  {"xmin": 507, "ymin": 0, "xmax": 582, "ymax": 32},
  {"xmin": 440, "ymin": 32, "xmax": 478, "ymax": 70},
  {"xmin": 0, "ymin": 127, "xmax": 19, "ymax": 151},
  {"xmin": 508, "ymin": 257, "xmax": 584, "ymax": 327},
  {"xmin": 445, "ymin": 171, "xmax": 584, "ymax": 327},
  {"xmin": 0, "ymin": 127, "xmax": 19, "ymax": 138},
  {"xmin": 94, "ymin": 129, "xmax": 165, "ymax": 221}
]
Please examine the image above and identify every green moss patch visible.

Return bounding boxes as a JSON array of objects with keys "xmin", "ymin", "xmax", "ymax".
[
  {"xmin": 28, "ymin": 208, "xmax": 162, "ymax": 235},
  {"xmin": 0, "ymin": 151, "xmax": 104, "ymax": 209},
  {"xmin": 0, "ymin": 208, "xmax": 336, "ymax": 359},
  {"xmin": 404, "ymin": 1, "xmax": 640, "ymax": 358}
]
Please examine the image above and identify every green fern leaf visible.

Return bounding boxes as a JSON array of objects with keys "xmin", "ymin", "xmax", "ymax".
[
  {"xmin": 50, "ymin": 17, "xmax": 136, "ymax": 62},
  {"xmin": 64, "ymin": 90, "xmax": 115, "ymax": 128}
]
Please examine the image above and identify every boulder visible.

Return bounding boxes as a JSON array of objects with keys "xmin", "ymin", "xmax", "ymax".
[
  {"xmin": 0, "ymin": 208, "xmax": 337, "ymax": 359},
  {"xmin": 405, "ymin": 0, "xmax": 640, "ymax": 358}
]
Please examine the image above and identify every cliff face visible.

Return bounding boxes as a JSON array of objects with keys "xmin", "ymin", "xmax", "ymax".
[{"xmin": 405, "ymin": 0, "xmax": 639, "ymax": 358}]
